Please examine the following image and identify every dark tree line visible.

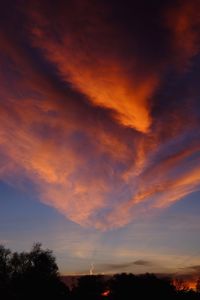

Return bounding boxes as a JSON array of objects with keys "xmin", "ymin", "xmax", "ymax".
[
  {"xmin": 70, "ymin": 273, "xmax": 200, "ymax": 300},
  {"xmin": 0, "ymin": 244, "xmax": 200, "ymax": 300},
  {"xmin": 0, "ymin": 243, "xmax": 70, "ymax": 300}
]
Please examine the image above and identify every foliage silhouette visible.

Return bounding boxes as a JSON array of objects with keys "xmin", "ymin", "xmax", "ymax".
[
  {"xmin": 71, "ymin": 275, "xmax": 106, "ymax": 300},
  {"xmin": 1, "ymin": 244, "xmax": 200, "ymax": 300},
  {"xmin": 108, "ymin": 273, "xmax": 175, "ymax": 300},
  {"xmin": 0, "ymin": 243, "xmax": 70, "ymax": 300},
  {"xmin": 72, "ymin": 273, "xmax": 200, "ymax": 300}
]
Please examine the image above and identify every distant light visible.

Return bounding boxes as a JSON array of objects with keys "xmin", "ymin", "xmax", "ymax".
[{"xmin": 101, "ymin": 290, "xmax": 110, "ymax": 297}]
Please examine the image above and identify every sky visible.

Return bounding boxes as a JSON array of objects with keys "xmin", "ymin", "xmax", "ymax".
[{"xmin": 1, "ymin": 0, "xmax": 200, "ymax": 279}]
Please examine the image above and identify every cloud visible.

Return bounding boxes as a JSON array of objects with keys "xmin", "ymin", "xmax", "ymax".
[
  {"xmin": 89, "ymin": 260, "xmax": 152, "ymax": 273},
  {"xmin": 186, "ymin": 265, "xmax": 200, "ymax": 273},
  {"xmin": 165, "ymin": 0, "xmax": 200, "ymax": 69},
  {"xmin": 0, "ymin": 0, "xmax": 200, "ymax": 229},
  {"xmin": 29, "ymin": 1, "xmax": 159, "ymax": 133},
  {"xmin": 134, "ymin": 260, "xmax": 151, "ymax": 266}
]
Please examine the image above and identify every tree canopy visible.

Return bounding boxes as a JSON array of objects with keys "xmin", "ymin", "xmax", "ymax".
[
  {"xmin": 0, "ymin": 243, "xmax": 69, "ymax": 300},
  {"xmin": 0, "ymin": 244, "xmax": 199, "ymax": 300}
]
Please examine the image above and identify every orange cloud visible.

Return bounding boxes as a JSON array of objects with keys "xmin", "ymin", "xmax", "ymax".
[
  {"xmin": 29, "ymin": 1, "xmax": 160, "ymax": 133},
  {"xmin": 0, "ymin": 0, "xmax": 200, "ymax": 230},
  {"xmin": 103, "ymin": 149, "xmax": 200, "ymax": 229}
]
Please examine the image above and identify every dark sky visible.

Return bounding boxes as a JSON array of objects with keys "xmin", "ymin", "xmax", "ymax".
[{"xmin": 0, "ymin": 0, "xmax": 200, "ymax": 278}]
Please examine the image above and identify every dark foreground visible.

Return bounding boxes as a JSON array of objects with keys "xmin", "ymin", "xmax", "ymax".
[{"xmin": 0, "ymin": 244, "xmax": 199, "ymax": 300}]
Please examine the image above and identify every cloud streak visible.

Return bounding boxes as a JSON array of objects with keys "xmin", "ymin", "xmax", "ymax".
[
  {"xmin": 0, "ymin": 0, "xmax": 200, "ymax": 229},
  {"xmin": 95, "ymin": 260, "xmax": 152, "ymax": 273}
]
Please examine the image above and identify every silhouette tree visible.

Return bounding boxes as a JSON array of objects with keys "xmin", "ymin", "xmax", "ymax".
[
  {"xmin": 0, "ymin": 243, "xmax": 70, "ymax": 300},
  {"xmin": 1, "ymin": 243, "xmax": 200, "ymax": 300},
  {"xmin": 108, "ymin": 273, "xmax": 137, "ymax": 300},
  {"xmin": 109, "ymin": 273, "xmax": 176, "ymax": 300},
  {"xmin": 16, "ymin": 243, "xmax": 70, "ymax": 300},
  {"xmin": 71, "ymin": 275, "xmax": 106, "ymax": 300},
  {"xmin": 0, "ymin": 245, "xmax": 12, "ymax": 298}
]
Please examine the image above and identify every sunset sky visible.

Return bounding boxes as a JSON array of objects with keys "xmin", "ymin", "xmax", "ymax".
[{"xmin": 1, "ymin": 0, "xmax": 200, "ymax": 278}]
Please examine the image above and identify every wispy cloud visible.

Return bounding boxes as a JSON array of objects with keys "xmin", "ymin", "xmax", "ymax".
[{"xmin": 0, "ymin": 0, "xmax": 200, "ymax": 229}]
